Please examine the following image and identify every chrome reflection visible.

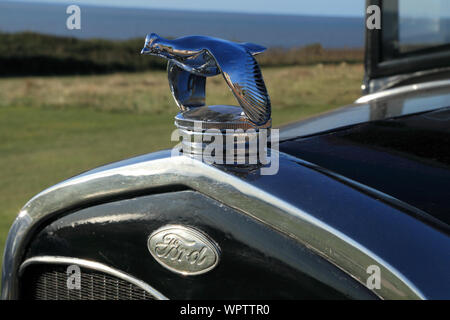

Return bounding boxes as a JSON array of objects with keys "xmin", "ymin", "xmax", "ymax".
[
  {"xmin": 1, "ymin": 153, "xmax": 426, "ymax": 300},
  {"xmin": 141, "ymin": 33, "xmax": 271, "ymax": 126},
  {"xmin": 19, "ymin": 256, "xmax": 169, "ymax": 300}
]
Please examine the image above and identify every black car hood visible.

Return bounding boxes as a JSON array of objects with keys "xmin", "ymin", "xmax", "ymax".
[{"xmin": 280, "ymin": 107, "xmax": 450, "ymax": 227}]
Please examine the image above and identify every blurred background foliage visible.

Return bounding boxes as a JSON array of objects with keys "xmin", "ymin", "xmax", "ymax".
[{"xmin": 0, "ymin": 32, "xmax": 363, "ymax": 76}]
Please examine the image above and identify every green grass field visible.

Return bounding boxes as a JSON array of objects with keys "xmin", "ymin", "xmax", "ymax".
[{"xmin": 0, "ymin": 64, "xmax": 364, "ymax": 267}]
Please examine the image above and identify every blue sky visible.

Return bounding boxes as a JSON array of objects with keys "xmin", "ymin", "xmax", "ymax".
[{"xmin": 13, "ymin": 0, "xmax": 366, "ymax": 17}]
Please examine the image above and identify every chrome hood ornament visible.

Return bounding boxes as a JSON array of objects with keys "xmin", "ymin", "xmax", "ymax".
[{"xmin": 141, "ymin": 33, "xmax": 271, "ymax": 126}]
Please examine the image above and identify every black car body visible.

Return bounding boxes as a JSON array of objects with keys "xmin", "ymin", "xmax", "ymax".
[{"xmin": 2, "ymin": 0, "xmax": 449, "ymax": 300}]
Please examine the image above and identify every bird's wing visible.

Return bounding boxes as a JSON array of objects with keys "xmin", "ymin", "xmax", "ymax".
[{"xmin": 209, "ymin": 48, "xmax": 271, "ymax": 125}]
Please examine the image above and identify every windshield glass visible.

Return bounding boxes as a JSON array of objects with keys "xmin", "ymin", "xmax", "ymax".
[{"xmin": 382, "ymin": 0, "xmax": 450, "ymax": 60}]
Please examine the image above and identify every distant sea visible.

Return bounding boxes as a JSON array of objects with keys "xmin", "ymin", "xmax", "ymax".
[{"xmin": 0, "ymin": 1, "xmax": 365, "ymax": 48}]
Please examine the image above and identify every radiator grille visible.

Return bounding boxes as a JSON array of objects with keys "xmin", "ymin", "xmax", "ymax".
[{"xmin": 21, "ymin": 263, "xmax": 156, "ymax": 300}]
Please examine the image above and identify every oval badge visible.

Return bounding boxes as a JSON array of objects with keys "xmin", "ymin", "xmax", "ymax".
[{"xmin": 148, "ymin": 225, "xmax": 220, "ymax": 275}]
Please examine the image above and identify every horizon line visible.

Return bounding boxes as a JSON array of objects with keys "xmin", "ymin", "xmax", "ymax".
[{"xmin": 0, "ymin": 0, "xmax": 365, "ymax": 19}]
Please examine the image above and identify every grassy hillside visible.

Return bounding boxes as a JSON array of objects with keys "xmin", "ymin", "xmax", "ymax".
[
  {"xmin": 0, "ymin": 32, "xmax": 165, "ymax": 75},
  {"xmin": 0, "ymin": 32, "xmax": 364, "ymax": 76}
]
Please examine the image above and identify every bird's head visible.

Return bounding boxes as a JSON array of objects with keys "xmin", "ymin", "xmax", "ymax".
[{"xmin": 141, "ymin": 33, "xmax": 172, "ymax": 58}]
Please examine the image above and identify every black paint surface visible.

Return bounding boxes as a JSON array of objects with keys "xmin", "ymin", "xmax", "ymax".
[
  {"xmin": 24, "ymin": 191, "xmax": 375, "ymax": 300},
  {"xmin": 280, "ymin": 107, "xmax": 450, "ymax": 227}
]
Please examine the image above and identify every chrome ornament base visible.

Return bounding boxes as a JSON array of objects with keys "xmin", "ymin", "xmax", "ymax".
[
  {"xmin": 174, "ymin": 105, "xmax": 272, "ymax": 164},
  {"xmin": 175, "ymin": 105, "xmax": 271, "ymax": 131},
  {"xmin": 141, "ymin": 34, "xmax": 273, "ymax": 165}
]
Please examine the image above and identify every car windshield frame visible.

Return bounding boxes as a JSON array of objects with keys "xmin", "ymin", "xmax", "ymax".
[{"xmin": 364, "ymin": 0, "xmax": 450, "ymax": 92}]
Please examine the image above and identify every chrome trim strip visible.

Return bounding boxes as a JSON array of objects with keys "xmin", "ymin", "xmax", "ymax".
[
  {"xmin": 365, "ymin": 67, "xmax": 450, "ymax": 94},
  {"xmin": 1, "ymin": 152, "xmax": 427, "ymax": 300},
  {"xmin": 19, "ymin": 256, "xmax": 168, "ymax": 300},
  {"xmin": 355, "ymin": 79, "xmax": 450, "ymax": 104}
]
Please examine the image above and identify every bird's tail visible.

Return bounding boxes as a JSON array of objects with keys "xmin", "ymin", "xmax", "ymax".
[{"xmin": 241, "ymin": 42, "xmax": 267, "ymax": 55}]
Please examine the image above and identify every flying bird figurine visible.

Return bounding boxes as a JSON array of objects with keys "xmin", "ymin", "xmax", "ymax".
[{"xmin": 141, "ymin": 33, "xmax": 271, "ymax": 126}]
